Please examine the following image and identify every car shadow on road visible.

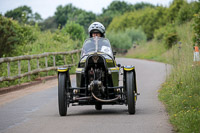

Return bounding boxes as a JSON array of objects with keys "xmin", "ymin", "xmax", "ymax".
[{"xmin": 67, "ymin": 108, "xmax": 130, "ymax": 116}]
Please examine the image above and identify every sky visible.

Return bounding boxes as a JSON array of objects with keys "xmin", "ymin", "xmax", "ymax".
[{"xmin": 0, "ymin": 0, "xmax": 174, "ymax": 19}]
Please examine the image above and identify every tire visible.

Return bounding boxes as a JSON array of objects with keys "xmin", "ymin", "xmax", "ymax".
[
  {"xmin": 95, "ymin": 104, "xmax": 102, "ymax": 110},
  {"xmin": 126, "ymin": 71, "xmax": 136, "ymax": 114},
  {"xmin": 58, "ymin": 73, "xmax": 68, "ymax": 116}
]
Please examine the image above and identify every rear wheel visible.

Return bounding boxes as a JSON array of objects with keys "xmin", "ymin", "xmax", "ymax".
[
  {"xmin": 126, "ymin": 71, "xmax": 136, "ymax": 114},
  {"xmin": 58, "ymin": 73, "xmax": 68, "ymax": 116}
]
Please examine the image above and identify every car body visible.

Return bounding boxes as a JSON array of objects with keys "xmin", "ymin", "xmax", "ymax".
[{"xmin": 57, "ymin": 37, "xmax": 139, "ymax": 116}]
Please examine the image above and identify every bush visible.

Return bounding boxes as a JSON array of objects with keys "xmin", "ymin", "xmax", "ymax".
[
  {"xmin": 193, "ymin": 12, "xmax": 200, "ymax": 46},
  {"xmin": 61, "ymin": 22, "xmax": 86, "ymax": 43},
  {"xmin": 167, "ymin": 0, "xmax": 186, "ymax": 23},
  {"xmin": 0, "ymin": 20, "xmax": 80, "ymax": 88},
  {"xmin": 107, "ymin": 28, "xmax": 146, "ymax": 53},
  {"xmin": 107, "ymin": 31, "xmax": 132, "ymax": 54},
  {"xmin": 165, "ymin": 33, "xmax": 179, "ymax": 48},
  {"xmin": 154, "ymin": 24, "xmax": 179, "ymax": 48},
  {"xmin": 0, "ymin": 15, "xmax": 36, "ymax": 57},
  {"xmin": 176, "ymin": 2, "xmax": 194, "ymax": 24},
  {"xmin": 125, "ymin": 27, "xmax": 147, "ymax": 45},
  {"xmin": 107, "ymin": 7, "xmax": 168, "ymax": 40}
]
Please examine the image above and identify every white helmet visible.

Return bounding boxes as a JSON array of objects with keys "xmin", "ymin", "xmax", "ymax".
[{"xmin": 88, "ymin": 22, "xmax": 105, "ymax": 37}]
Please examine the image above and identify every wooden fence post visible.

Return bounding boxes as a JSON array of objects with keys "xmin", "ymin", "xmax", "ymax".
[
  {"xmin": 71, "ymin": 54, "xmax": 74, "ymax": 64},
  {"xmin": 53, "ymin": 56, "xmax": 56, "ymax": 67},
  {"xmin": 28, "ymin": 60, "xmax": 31, "ymax": 80},
  {"xmin": 63, "ymin": 55, "xmax": 66, "ymax": 65},
  {"xmin": 53, "ymin": 55, "xmax": 56, "ymax": 74},
  {"xmin": 37, "ymin": 58, "xmax": 40, "ymax": 69},
  {"xmin": 18, "ymin": 60, "xmax": 21, "ymax": 84},
  {"xmin": 7, "ymin": 62, "xmax": 10, "ymax": 77},
  {"xmin": 77, "ymin": 52, "xmax": 80, "ymax": 62},
  {"xmin": 45, "ymin": 57, "xmax": 48, "ymax": 76}
]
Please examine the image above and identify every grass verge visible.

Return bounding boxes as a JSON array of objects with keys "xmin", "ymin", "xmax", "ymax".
[{"xmin": 126, "ymin": 22, "xmax": 200, "ymax": 132}]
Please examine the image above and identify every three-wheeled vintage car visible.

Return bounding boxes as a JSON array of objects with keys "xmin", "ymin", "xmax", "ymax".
[{"xmin": 57, "ymin": 37, "xmax": 139, "ymax": 116}]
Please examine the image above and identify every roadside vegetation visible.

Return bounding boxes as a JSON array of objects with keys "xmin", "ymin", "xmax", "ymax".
[
  {"xmin": 125, "ymin": 7, "xmax": 200, "ymax": 133},
  {"xmin": 0, "ymin": 15, "xmax": 83, "ymax": 88},
  {"xmin": 159, "ymin": 20, "xmax": 200, "ymax": 133},
  {"xmin": 128, "ymin": 21, "xmax": 200, "ymax": 133},
  {"xmin": 0, "ymin": 0, "xmax": 200, "ymax": 132}
]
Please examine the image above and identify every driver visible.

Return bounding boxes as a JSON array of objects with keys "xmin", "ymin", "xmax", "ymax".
[
  {"xmin": 82, "ymin": 22, "xmax": 111, "ymax": 56},
  {"xmin": 88, "ymin": 22, "xmax": 105, "ymax": 38}
]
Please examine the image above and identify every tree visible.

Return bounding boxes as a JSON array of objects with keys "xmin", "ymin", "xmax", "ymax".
[
  {"xmin": 32, "ymin": 13, "xmax": 42, "ymax": 22},
  {"xmin": 193, "ymin": 12, "xmax": 200, "ymax": 46},
  {"xmin": 0, "ymin": 15, "xmax": 35, "ymax": 57},
  {"xmin": 98, "ymin": 1, "xmax": 134, "ymax": 28},
  {"xmin": 54, "ymin": 4, "xmax": 78, "ymax": 27},
  {"xmin": 54, "ymin": 4, "xmax": 96, "ymax": 31},
  {"xmin": 108, "ymin": 6, "xmax": 168, "ymax": 40},
  {"xmin": 4, "ymin": 5, "xmax": 42, "ymax": 24},
  {"xmin": 75, "ymin": 11, "xmax": 96, "ymax": 31},
  {"xmin": 167, "ymin": 0, "xmax": 186, "ymax": 23},
  {"xmin": 96, "ymin": 11, "xmax": 116, "ymax": 29},
  {"xmin": 39, "ymin": 16, "xmax": 57, "ymax": 31},
  {"xmin": 133, "ymin": 2, "xmax": 155, "ymax": 10},
  {"xmin": 102, "ymin": 1, "xmax": 134, "ymax": 14},
  {"xmin": 97, "ymin": 1, "xmax": 154, "ymax": 30},
  {"xmin": 5, "ymin": 5, "xmax": 32, "ymax": 23},
  {"xmin": 61, "ymin": 22, "xmax": 86, "ymax": 46}
]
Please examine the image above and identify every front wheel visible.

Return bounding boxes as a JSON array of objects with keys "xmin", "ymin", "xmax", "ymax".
[
  {"xmin": 58, "ymin": 73, "xmax": 68, "ymax": 116},
  {"xmin": 126, "ymin": 71, "xmax": 136, "ymax": 114}
]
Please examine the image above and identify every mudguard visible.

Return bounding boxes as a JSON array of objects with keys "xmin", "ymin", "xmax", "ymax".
[
  {"xmin": 57, "ymin": 67, "xmax": 69, "ymax": 73},
  {"xmin": 123, "ymin": 65, "xmax": 137, "ymax": 94},
  {"xmin": 57, "ymin": 67, "xmax": 71, "ymax": 87},
  {"xmin": 123, "ymin": 65, "xmax": 135, "ymax": 71}
]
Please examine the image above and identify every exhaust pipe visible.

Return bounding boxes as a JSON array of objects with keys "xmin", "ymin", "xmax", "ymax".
[{"xmin": 92, "ymin": 92, "xmax": 120, "ymax": 103}]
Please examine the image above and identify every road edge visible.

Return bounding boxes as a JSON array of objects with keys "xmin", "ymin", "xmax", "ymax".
[{"xmin": 0, "ymin": 75, "xmax": 57, "ymax": 95}]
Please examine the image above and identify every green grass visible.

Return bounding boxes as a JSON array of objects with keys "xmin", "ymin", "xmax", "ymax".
[
  {"xmin": 159, "ymin": 63, "xmax": 200, "ymax": 132},
  {"xmin": 126, "ymin": 21, "xmax": 200, "ymax": 132},
  {"xmin": 125, "ymin": 40, "xmax": 168, "ymax": 62}
]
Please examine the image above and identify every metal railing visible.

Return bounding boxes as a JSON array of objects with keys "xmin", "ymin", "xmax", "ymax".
[{"xmin": 0, "ymin": 49, "xmax": 81, "ymax": 82}]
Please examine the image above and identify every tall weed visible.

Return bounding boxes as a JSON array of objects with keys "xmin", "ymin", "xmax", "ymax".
[{"xmin": 159, "ymin": 22, "xmax": 200, "ymax": 132}]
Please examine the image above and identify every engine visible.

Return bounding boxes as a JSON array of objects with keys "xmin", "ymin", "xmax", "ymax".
[
  {"xmin": 88, "ymin": 67, "xmax": 106, "ymax": 97},
  {"xmin": 86, "ymin": 55, "xmax": 107, "ymax": 98}
]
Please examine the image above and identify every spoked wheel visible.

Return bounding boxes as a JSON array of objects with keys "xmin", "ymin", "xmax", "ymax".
[
  {"xmin": 58, "ymin": 73, "xmax": 68, "ymax": 116},
  {"xmin": 95, "ymin": 103, "xmax": 102, "ymax": 110},
  {"xmin": 126, "ymin": 71, "xmax": 136, "ymax": 114}
]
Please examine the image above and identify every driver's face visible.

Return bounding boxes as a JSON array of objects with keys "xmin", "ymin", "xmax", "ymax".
[{"xmin": 92, "ymin": 32, "xmax": 101, "ymax": 37}]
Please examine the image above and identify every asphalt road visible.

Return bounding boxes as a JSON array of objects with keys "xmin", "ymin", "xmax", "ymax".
[{"xmin": 0, "ymin": 58, "xmax": 173, "ymax": 133}]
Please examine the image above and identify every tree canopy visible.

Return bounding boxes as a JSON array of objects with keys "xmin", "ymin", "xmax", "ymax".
[
  {"xmin": 107, "ymin": 0, "xmax": 199, "ymax": 40},
  {"xmin": 5, "ymin": 5, "xmax": 42, "ymax": 24},
  {"xmin": 39, "ymin": 1, "xmax": 154, "ymax": 31},
  {"xmin": 54, "ymin": 4, "xmax": 96, "ymax": 31},
  {"xmin": 0, "ymin": 15, "xmax": 35, "ymax": 57},
  {"xmin": 96, "ymin": 1, "xmax": 154, "ymax": 29}
]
